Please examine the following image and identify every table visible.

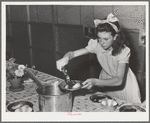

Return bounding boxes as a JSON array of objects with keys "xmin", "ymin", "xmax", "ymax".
[{"xmin": 6, "ymin": 69, "xmax": 143, "ymax": 112}]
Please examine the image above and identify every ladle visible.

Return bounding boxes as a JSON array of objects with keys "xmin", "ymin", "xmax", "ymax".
[
  {"xmin": 60, "ymin": 67, "xmax": 83, "ymax": 91},
  {"xmin": 61, "ymin": 67, "xmax": 73, "ymax": 89},
  {"xmin": 24, "ymin": 68, "xmax": 46, "ymax": 92}
]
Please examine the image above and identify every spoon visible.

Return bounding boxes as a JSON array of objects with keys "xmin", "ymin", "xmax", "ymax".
[
  {"xmin": 24, "ymin": 68, "xmax": 46, "ymax": 92},
  {"xmin": 61, "ymin": 67, "xmax": 73, "ymax": 89}
]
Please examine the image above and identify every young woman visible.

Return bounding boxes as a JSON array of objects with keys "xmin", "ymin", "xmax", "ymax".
[{"xmin": 56, "ymin": 13, "xmax": 141, "ymax": 103}]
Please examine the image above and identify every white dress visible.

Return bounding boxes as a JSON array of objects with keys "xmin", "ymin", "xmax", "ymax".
[{"xmin": 86, "ymin": 39, "xmax": 141, "ymax": 103}]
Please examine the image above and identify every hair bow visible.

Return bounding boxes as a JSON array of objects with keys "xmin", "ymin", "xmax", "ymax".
[{"xmin": 94, "ymin": 13, "xmax": 119, "ymax": 33}]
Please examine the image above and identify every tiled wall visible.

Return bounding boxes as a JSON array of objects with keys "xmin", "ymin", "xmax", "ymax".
[
  {"xmin": 55, "ymin": 5, "xmax": 145, "ymax": 30},
  {"xmin": 113, "ymin": 5, "xmax": 145, "ymax": 29},
  {"xmin": 29, "ymin": 5, "xmax": 52, "ymax": 23}
]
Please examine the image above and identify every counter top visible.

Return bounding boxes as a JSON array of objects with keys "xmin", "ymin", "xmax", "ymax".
[{"xmin": 6, "ymin": 69, "xmax": 145, "ymax": 112}]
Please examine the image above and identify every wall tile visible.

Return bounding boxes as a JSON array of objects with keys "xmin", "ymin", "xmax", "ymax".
[
  {"xmin": 10, "ymin": 5, "xmax": 27, "ymax": 22},
  {"xmin": 81, "ymin": 6, "xmax": 94, "ymax": 27},
  {"xmin": 119, "ymin": 18, "xmax": 144, "ymax": 29},
  {"xmin": 21, "ymin": 5, "xmax": 27, "ymax": 22},
  {"xmin": 29, "ymin": 5, "xmax": 38, "ymax": 22},
  {"xmin": 13, "ymin": 45, "xmax": 30, "ymax": 65},
  {"xmin": 32, "ymin": 49, "xmax": 56, "ymax": 75},
  {"xmin": 93, "ymin": 5, "xmax": 113, "ymax": 20},
  {"xmin": 37, "ymin": 5, "xmax": 52, "ymax": 23},
  {"xmin": 31, "ymin": 24, "xmax": 54, "ymax": 50},
  {"xmin": 29, "ymin": 5, "xmax": 52, "ymax": 23},
  {"xmin": 57, "ymin": 5, "xmax": 80, "ymax": 25},
  {"xmin": 6, "ymin": 23, "xmax": 10, "ymax": 36},
  {"xmin": 113, "ymin": 5, "xmax": 145, "ymax": 29},
  {"xmin": 58, "ymin": 25, "xmax": 85, "ymax": 53},
  {"xmin": 11, "ymin": 23, "xmax": 29, "ymax": 46}
]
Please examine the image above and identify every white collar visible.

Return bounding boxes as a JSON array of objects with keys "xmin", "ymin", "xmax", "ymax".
[{"xmin": 101, "ymin": 45, "xmax": 112, "ymax": 55}]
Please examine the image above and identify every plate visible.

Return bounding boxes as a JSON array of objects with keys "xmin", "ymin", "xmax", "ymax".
[
  {"xmin": 59, "ymin": 80, "xmax": 83, "ymax": 91},
  {"xmin": 119, "ymin": 105, "xmax": 146, "ymax": 112},
  {"xmin": 90, "ymin": 94, "xmax": 112, "ymax": 103},
  {"xmin": 7, "ymin": 101, "xmax": 33, "ymax": 112}
]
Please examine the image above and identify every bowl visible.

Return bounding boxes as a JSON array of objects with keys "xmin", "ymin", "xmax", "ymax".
[
  {"xmin": 90, "ymin": 94, "xmax": 112, "ymax": 103},
  {"xmin": 7, "ymin": 101, "xmax": 33, "ymax": 112},
  {"xmin": 119, "ymin": 105, "xmax": 146, "ymax": 112},
  {"xmin": 100, "ymin": 98, "xmax": 118, "ymax": 112}
]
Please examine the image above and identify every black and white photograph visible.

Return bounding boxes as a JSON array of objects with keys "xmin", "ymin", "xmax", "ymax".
[{"xmin": 1, "ymin": 1, "xmax": 149, "ymax": 122}]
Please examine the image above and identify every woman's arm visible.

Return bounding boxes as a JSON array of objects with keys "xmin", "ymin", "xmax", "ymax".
[
  {"xmin": 82, "ymin": 63, "xmax": 128, "ymax": 89},
  {"xmin": 64, "ymin": 48, "xmax": 90, "ymax": 60},
  {"xmin": 56, "ymin": 48, "xmax": 90, "ymax": 71}
]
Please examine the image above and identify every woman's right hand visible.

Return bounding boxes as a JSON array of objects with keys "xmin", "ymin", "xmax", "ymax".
[{"xmin": 56, "ymin": 56, "xmax": 69, "ymax": 71}]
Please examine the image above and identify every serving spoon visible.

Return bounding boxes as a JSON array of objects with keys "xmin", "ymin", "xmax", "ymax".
[
  {"xmin": 60, "ymin": 67, "xmax": 83, "ymax": 91},
  {"xmin": 61, "ymin": 67, "xmax": 73, "ymax": 89},
  {"xmin": 24, "ymin": 68, "xmax": 46, "ymax": 93}
]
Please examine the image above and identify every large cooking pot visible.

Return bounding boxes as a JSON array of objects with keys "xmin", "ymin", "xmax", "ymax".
[{"xmin": 36, "ymin": 81, "xmax": 72, "ymax": 112}]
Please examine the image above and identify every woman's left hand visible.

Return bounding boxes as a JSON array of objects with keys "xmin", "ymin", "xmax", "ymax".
[{"xmin": 82, "ymin": 78, "xmax": 96, "ymax": 90}]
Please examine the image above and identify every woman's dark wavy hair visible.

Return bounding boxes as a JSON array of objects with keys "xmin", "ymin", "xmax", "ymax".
[{"xmin": 96, "ymin": 21, "xmax": 126, "ymax": 56}]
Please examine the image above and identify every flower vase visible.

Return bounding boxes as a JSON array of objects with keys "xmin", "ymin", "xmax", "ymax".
[{"xmin": 9, "ymin": 77, "xmax": 24, "ymax": 92}]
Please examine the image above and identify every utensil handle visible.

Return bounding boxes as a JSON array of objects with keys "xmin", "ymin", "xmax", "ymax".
[
  {"xmin": 24, "ymin": 68, "xmax": 43, "ymax": 87},
  {"xmin": 61, "ymin": 67, "xmax": 70, "ymax": 82}
]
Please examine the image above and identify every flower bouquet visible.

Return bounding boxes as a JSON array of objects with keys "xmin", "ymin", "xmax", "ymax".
[{"xmin": 6, "ymin": 58, "xmax": 26, "ymax": 91}]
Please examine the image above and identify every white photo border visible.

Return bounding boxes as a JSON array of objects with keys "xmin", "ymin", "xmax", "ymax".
[{"xmin": 1, "ymin": 1, "xmax": 149, "ymax": 122}]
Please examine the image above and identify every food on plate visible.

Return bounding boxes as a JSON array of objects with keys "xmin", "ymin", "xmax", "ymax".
[
  {"xmin": 15, "ymin": 105, "xmax": 32, "ymax": 112},
  {"xmin": 65, "ymin": 84, "xmax": 69, "ymax": 89},
  {"xmin": 64, "ymin": 80, "xmax": 81, "ymax": 90},
  {"xmin": 112, "ymin": 100, "xmax": 118, "ymax": 106},
  {"xmin": 101, "ymin": 100, "xmax": 106, "ymax": 105},
  {"xmin": 100, "ymin": 99, "xmax": 118, "ymax": 112},
  {"xmin": 101, "ymin": 99, "xmax": 117, "ymax": 106},
  {"xmin": 12, "ymin": 103, "xmax": 23, "ymax": 109},
  {"xmin": 72, "ymin": 83, "xmax": 80, "ymax": 89}
]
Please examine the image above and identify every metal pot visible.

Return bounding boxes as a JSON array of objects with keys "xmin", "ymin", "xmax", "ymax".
[{"xmin": 36, "ymin": 81, "xmax": 72, "ymax": 112}]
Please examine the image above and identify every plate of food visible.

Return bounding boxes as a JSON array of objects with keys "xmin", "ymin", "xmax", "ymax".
[
  {"xmin": 119, "ymin": 105, "xmax": 146, "ymax": 112},
  {"xmin": 100, "ymin": 98, "xmax": 118, "ymax": 112},
  {"xmin": 7, "ymin": 101, "xmax": 33, "ymax": 112},
  {"xmin": 59, "ymin": 80, "xmax": 83, "ymax": 91},
  {"xmin": 90, "ymin": 94, "xmax": 112, "ymax": 103}
]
